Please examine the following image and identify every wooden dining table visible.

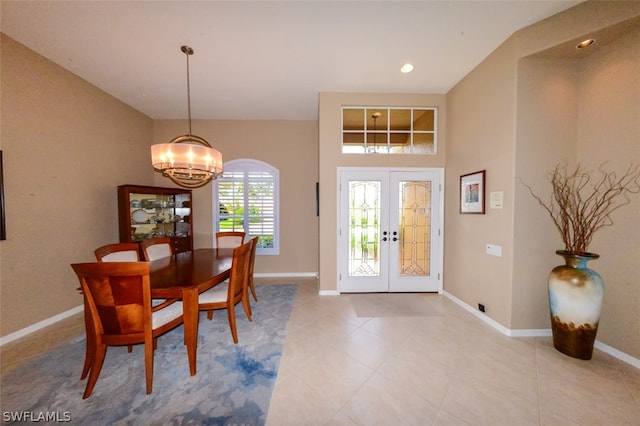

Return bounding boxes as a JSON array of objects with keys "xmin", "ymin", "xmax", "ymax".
[{"xmin": 149, "ymin": 248, "xmax": 233, "ymax": 376}]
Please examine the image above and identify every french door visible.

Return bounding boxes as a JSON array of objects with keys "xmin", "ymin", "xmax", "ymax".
[{"xmin": 338, "ymin": 168, "xmax": 443, "ymax": 293}]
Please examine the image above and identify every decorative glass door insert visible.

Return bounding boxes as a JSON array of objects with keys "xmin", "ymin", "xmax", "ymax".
[
  {"xmin": 348, "ymin": 180, "xmax": 382, "ymax": 277},
  {"xmin": 397, "ymin": 180, "xmax": 431, "ymax": 277}
]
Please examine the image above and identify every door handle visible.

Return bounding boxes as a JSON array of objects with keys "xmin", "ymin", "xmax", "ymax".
[{"xmin": 392, "ymin": 231, "xmax": 398, "ymax": 242}]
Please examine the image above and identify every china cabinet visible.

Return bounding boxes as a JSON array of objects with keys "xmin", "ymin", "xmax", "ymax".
[{"xmin": 117, "ymin": 184, "xmax": 193, "ymax": 254}]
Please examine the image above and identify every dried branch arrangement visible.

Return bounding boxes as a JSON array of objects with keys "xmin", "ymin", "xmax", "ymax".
[{"xmin": 523, "ymin": 163, "xmax": 640, "ymax": 254}]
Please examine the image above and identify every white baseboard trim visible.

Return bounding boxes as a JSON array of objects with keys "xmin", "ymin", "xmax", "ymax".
[
  {"xmin": 319, "ymin": 290, "xmax": 340, "ymax": 296},
  {"xmin": 595, "ymin": 341, "xmax": 640, "ymax": 369},
  {"xmin": 443, "ymin": 291, "xmax": 513, "ymax": 336},
  {"xmin": 0, "ymin": 305, "xmax": 84, "ymax": 346},
  {"xmin": 1, "ymin": 273, "xmax": 319, "ymax": 347},
  {"xmin": 255, "ymin": 272, "xmax": 319, "ymax": 279},
  {"xmin": 443, "ymin": 290, "xmax": 639, "ymax": 369},
  {"xmin": 5, "ymin": 288, "xmax": 638, "ymax": 370}
]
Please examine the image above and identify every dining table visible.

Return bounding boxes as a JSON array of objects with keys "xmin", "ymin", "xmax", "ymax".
[{"xmin": 149, "ymin": 248, "xmax": 233, "ymax": 376}]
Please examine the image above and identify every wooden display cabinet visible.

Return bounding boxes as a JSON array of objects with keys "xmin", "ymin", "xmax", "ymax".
[{"xmin": 117, "ymin": 184, "xmax": 193, "ymax": 254}]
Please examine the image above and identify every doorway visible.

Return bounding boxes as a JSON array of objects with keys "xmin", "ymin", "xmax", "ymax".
[{"xmin": 338, "ymin": 168, "xmax": 443, "ymax": 293}]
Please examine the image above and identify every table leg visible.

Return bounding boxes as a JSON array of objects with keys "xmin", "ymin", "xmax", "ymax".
[{"xmin": 182, "ymin": 288, "xmax": 199, "ymax": 376}]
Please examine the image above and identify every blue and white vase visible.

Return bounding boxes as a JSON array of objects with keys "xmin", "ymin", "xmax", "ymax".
[{"xmin": 548, "ymin": 250, "xmax": 604, "ymax": 360}]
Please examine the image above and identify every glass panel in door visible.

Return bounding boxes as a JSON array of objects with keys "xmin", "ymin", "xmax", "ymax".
[
  {"xmin": 348, "ymin": 180, "xmax": 381, "ymax": 277},
  {"xmin": 389, "ymin": 172, "xmax": 440, "ymax": 292},
  {"xmin": 339, "ymin": 171, "xmax": 390, "ymax": 292}
]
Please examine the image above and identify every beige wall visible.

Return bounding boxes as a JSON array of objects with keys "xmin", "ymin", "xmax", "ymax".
[
  {"xmin": 318, "ymin": 92, "xmax": 446, "ymax": 292},
  {"xmin": 0, "ymin": 34, "xmax": 154, "ymax": 336},
  {"xmin": 0, "ymin": 34, "xmax": 319, "ymax": 340},
  {"xmin": 576, "ymin": 27, "xmax": 639, "ymax": 356},
  {"xmin": 513, "ymin": 57, "xmax": 578, "ymax": 329},
  {"xmin": 152, "ymin": 119, "xmax": 319, "ymax": 275},
  {"xmin": 446, "ymin": 1, "xmax": 640, "ymax": 359},
  {"xmin": 445, "ymin": 39, "xmax": 518, "ymax": 327}
]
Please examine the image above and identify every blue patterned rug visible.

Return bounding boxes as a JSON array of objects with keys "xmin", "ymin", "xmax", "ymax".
[{"xmin": 1, "ymin": 284, "xmax": 297, "ymax": 425}]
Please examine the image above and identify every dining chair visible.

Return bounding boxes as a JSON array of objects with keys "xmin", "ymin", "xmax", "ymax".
[
  {"xmin": 81, "ymin": 242, "xmax": 141, "ymax": 379},
  {"xmin": 140, "ymin": 237, "xmax": 172, "ymax": 261},
  {"xmin": 198, "ymin": 240, "xmax": 252, "ymax": 344},
  {"xmin": 215, "ymin": 231, "xmax": 246, "ymax": 249},
  {"xmin": 70, "ymin": 261, "xmax": 184, "ymax": 399},
  {"xmin": 247, "ymin": 236, "xmax": 259, "ymax": 302},
  {"xmin": 214, "ymin": 231, "xmax": 253, "ymax": 301}
]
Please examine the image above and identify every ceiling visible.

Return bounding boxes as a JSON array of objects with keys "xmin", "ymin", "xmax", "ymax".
[{"xmin": 1, "ymin": 1, "xmax": 581, "ymax": 121}]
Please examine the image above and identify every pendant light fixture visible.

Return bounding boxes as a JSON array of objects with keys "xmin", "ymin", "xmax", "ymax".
[
  {"xmin": 371, "ymin": 111, "xmax": 381, "ymax": 153},
  {"xmin": 151, "ymin": 45, "xmax": 223, "ymax": 189}
]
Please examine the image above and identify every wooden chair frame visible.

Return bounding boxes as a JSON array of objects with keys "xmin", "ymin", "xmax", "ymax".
[
  {"xmin": 198, "ymin": 240, "xmax": 252, "ymax": 343},
  {"xmin": 247, "ymin": 236, "xmax": 259, "ymax": 302},
  {"xmin": 71, "ymin": 261, "xmax": 183, "ymax": 398}
]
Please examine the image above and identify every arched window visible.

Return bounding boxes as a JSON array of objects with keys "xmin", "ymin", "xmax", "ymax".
[{"xmin": 213, "ymin": 159, "xmax": 279, "ymax": 255}]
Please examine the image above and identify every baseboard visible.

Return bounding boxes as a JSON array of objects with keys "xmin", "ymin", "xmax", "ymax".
[
  {"xmin": 255, "ymin": 272, "xmax": 319, "ymax": 279},
  {"xmin": 0, "ymin": 305, "xmax": 83, "ymax": 346},
  {"xmin": 443, "ymin": 290, "xmax": 640, "ymax": 370},
  {"xmin": 595, "ymin": 341, "xmax": 640, "ymax": 369},
  {"xmin": 0, "ymin": 273, "xmax": 319, "ymax": 347}
]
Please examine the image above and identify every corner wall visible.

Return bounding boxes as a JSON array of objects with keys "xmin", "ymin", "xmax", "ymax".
[{"xmin": 576, "ymin": 28, "xmax": 639, "ymax": 357}]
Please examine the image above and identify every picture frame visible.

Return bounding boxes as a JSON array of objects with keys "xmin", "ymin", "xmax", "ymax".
[
  {"xmin": 460, "ymin": 170, "xmax": 486, "ymax": 214},
  {"xmin": 0, "ymin": 151, "xmax": 5, "ymax": 240}
]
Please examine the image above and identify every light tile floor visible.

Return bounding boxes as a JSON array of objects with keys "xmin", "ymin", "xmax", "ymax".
[
  {"xmin": 2, "ymin": 278, "xmax": 639, "ymax": 425},
  {"xmin": 266, "ymin": 278, "xmax": 640, "ymax": 426}
]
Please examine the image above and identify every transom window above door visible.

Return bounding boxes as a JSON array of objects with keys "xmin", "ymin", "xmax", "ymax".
[{"xmin": 342, "ymin": 107, "xmax": 437, "ymax": 154}]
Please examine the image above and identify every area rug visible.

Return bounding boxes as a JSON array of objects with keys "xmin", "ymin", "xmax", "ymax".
[
  {"xmin": 1, "ymin": 284, "xmax": 297, "ymax": 425},
  {"xmin": 349, "ymin": 293, "xmax": 443, "ymax": 318}
]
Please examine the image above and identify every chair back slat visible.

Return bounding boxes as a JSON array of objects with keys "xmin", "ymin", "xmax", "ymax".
[
  {"xmin": 95, "ymin": 243, "xmax": 140, "ymax": 262},
  {"xmin": 216, "ymin": 231, "xmax": 246, "ymax": 248},
  {"xmin": 141, "ymin": 238, "xmax": 172, "ymax": 261}
]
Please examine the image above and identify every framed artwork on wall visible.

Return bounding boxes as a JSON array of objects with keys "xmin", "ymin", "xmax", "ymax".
[
  {"xmin": 460, "ymin": 170, "xmax": 486, "ymax": 214},
  {"xmin": 0, "ymin": 151, "xmax": 5, "ymax": 240}
]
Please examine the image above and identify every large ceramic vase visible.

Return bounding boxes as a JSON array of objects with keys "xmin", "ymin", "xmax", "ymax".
[{"xmin": 548, "ymin": 250, "xmax": 604, "ymax": 360}]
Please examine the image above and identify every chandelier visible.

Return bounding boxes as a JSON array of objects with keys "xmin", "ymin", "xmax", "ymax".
[{"xmin": 151, "ymin": 45, "xmax": 223, "ymax": 189}]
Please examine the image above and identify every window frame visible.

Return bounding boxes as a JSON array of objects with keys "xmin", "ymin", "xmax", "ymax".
[
  {"xmin": 341, "ymin": 106, "xmax": 438, "ymax": 154},
  {"xmin": 213, "ymin": 158, "xmax": 280, "ymax": 255}
]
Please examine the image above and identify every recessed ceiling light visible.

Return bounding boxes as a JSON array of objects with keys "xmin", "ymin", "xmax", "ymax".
[
  {"xmin": 400, "ymin": 63, "xmax": 414, "ymax": 73},
  {"xmin": 576, "ymin": 39, "xmax": 596, "ymax": 49}
]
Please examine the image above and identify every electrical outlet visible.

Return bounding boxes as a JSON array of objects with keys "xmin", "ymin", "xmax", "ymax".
[
  {"xmin": 478, "ymin": 303, "xmax": 486, "ymax": 313},
  {"xmin": 486, "ymin": 244, "xmax": 502, "ymax": 257}
]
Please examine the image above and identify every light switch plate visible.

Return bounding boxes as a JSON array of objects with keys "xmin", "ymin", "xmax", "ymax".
[{"xmin": 490, "ymin": 191, "xmax": 504, "ymax": 209}]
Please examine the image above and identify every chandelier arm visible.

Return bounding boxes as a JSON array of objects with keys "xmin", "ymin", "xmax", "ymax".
[
  {"xmin": 184, "ymin": 46, "xmax": 193, "ymax": 137},
  {"xmin": 169, "ymin": 134, "xmax": 213, "ymax": 148},
  {"xmin": 166, "ymin": 173, "xmax": 214, "ymax": 189}
]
